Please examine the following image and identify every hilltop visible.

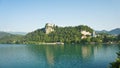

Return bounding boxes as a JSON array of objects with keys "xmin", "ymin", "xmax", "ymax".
[{"xmin": 24, "ymin": 23, "xmax": 93, "ymax": 44}]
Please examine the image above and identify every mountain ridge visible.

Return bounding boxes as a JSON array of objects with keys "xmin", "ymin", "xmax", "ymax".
[
  {"xmin": 96, "ymin": 28, "xmax": 120, "ymax": 35},
  {"xmin": 7, "ymin": 32, "xmax": 27, "ymax": 35},
  {"xmin": 109, "ymin": 28, "xmax": 120, "ymax": 35}
]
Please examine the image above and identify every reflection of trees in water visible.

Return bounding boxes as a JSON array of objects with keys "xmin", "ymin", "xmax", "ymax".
[
  {"xmin": 44, "ymin": 44, "xmax": 96, "ymax": 67},
  {"xmin": 26, "ymin": 44, "xmax": 110, "ymax": 68}
]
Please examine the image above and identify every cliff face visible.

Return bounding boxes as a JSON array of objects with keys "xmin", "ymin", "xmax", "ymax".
[{"xmin": 45, "ymin": 23, "xmax": 54, "ymax": 34}]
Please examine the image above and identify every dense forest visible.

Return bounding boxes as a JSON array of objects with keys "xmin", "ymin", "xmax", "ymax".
[
  {"xmin": 0, "ymin": 24, "xmax": 119, "ymax": 44},
  {"xmin": 24, "ymin": 25, "xmax": 93, "ymax": 44}
]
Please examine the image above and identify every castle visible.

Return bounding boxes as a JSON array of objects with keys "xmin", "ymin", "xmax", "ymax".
[
  {"xmin": 45, "ymin": 23, "xmax": 55, "ymax": 34},
  {"xmin": 44, "ymin": 23, "xmax": 96, "ymax": 39},
  {"xmin": 81, "ymin": 30, "xmax": 96, "ymax": 39}
]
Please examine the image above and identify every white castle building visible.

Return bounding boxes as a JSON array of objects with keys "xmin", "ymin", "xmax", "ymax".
[
  {"xmin": 45, "ymin": 23, "xmax": 55, "ymax": 34},
  {"xmin": 81, "ymin": 30, "xmax": 91, "ymax": 39}
]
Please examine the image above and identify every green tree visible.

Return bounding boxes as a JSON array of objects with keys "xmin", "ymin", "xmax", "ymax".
[{"xmin": 110, "ymin": 51, "xmax": 120, "ymax": 68}]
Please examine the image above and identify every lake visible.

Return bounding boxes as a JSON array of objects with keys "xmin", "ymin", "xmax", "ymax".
[{"xmin": 0, "ymin": 44, "xmax": 119, "ymax": 68}]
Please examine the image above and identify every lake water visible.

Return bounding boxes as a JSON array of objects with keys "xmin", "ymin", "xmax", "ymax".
[{"xmin": 0, "ymin": 44, "xmax": 119, "ymax": 68}]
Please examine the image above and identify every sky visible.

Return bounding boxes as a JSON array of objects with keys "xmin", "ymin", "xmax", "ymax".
[{"xmin": 0, "ymin": 0, "xmax": 120, "ymax": 32}]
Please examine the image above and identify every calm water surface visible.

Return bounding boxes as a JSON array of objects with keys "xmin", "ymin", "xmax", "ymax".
[{"xmin": 0, "ymin": 44, "xmax": 119, "ymax": 68}]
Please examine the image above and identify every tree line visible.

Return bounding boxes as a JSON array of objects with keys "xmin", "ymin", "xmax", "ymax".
[{"xmin": 0, "ymin": 25, "xmax": 119, "ymax": 44}]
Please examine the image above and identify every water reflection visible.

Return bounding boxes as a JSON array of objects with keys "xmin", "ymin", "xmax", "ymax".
[
  {"xmin": 45, "ymin": 46, "xmax": 55, "ymax": 67},
  {"xmin": 0, "ymin": 44, "xmax": 119, "ymax": 68},
  {"xmin": 27, "ymin": 44, "xmax": 119, "ymax": 68},
  {"xmin": 82, "ymin": 45, "xmax": 92, "ymax": 59}
]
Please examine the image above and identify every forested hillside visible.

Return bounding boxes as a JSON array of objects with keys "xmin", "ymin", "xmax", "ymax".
[{"xmin": 24, "ymin": 25, "xmax": 93, "ymax": 44}]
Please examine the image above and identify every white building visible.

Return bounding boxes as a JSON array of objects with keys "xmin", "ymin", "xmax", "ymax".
[
  {"xmin": 81, "ymin": 30, "xmax": 91, "ymax": 39},
  {"xmin": 92, "ymin": 31, "xmax": 96, "ymax": 37}
]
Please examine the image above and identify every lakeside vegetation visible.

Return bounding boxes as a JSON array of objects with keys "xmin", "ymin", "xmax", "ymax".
[
  {"xmin": 0, "ymin": 24, "xmax": 119, "ymax": 44},
  {"xmin": 110, "ymin": 51, "xmax": 120, "ymax": 68}
]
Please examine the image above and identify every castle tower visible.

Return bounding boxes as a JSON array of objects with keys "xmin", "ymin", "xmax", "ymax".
[
  {"xmin": 45, "ymin": 23, "xmax": 54, "ymax": 34},
  {"xmin": 92, "ymin": 31, "xmax": 96, "ymax": 37}
]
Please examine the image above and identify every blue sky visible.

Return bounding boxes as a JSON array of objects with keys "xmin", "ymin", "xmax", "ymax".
[{"xmin": 0, "ymin": 0, "xmax": 120, "ymax": 32}]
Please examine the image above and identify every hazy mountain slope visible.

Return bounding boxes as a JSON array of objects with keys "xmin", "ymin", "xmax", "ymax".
[
  {"xmin": 96, "ymin": 28, "xmax": 120, "ymax": 35},
  {"xmin": 8, "ymin": 32, "xmax": 27, "ymax": 35},
  {"xmin": 0, "ymin": 31, "xmax": 12, "ymax": 38},
  {"xmin": 109, "ymin": 28, "xmax": 120, "ymax": 35}
]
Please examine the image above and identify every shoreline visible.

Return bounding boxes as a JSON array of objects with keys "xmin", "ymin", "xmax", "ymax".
[
  {"xmin": 23, "ymin": 42, "xmax": 65, "ymax": 45},
  {"xmin": 0, "ymin": 41, "xmax": 119, "ymax": 45},
  {"xmin": 39, "ymin": 42, "xmax": 64, "ymax": 45}
]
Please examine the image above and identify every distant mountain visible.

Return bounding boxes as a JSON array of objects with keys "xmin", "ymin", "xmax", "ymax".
[
  {"xmin": 0, "ymin": 31, "xmax": 12, "ymax": 38},
  {"xmin": 96, "ymin": 30, "xmax": 108, "ymax": 34},
  {"xmin": 8, "ymin": 32, "xmax": 27, "ymax": 35},
  {"xmin": 0, "ymin": 32, "xmax": 24, "ymax": 44},
  {"xmin": 109, "ymin": 28, "xmax": 120, "ymax": 35},
  {"xmin": 96, "ymin": 28, "xmax": 120, "ymax": 35}
]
